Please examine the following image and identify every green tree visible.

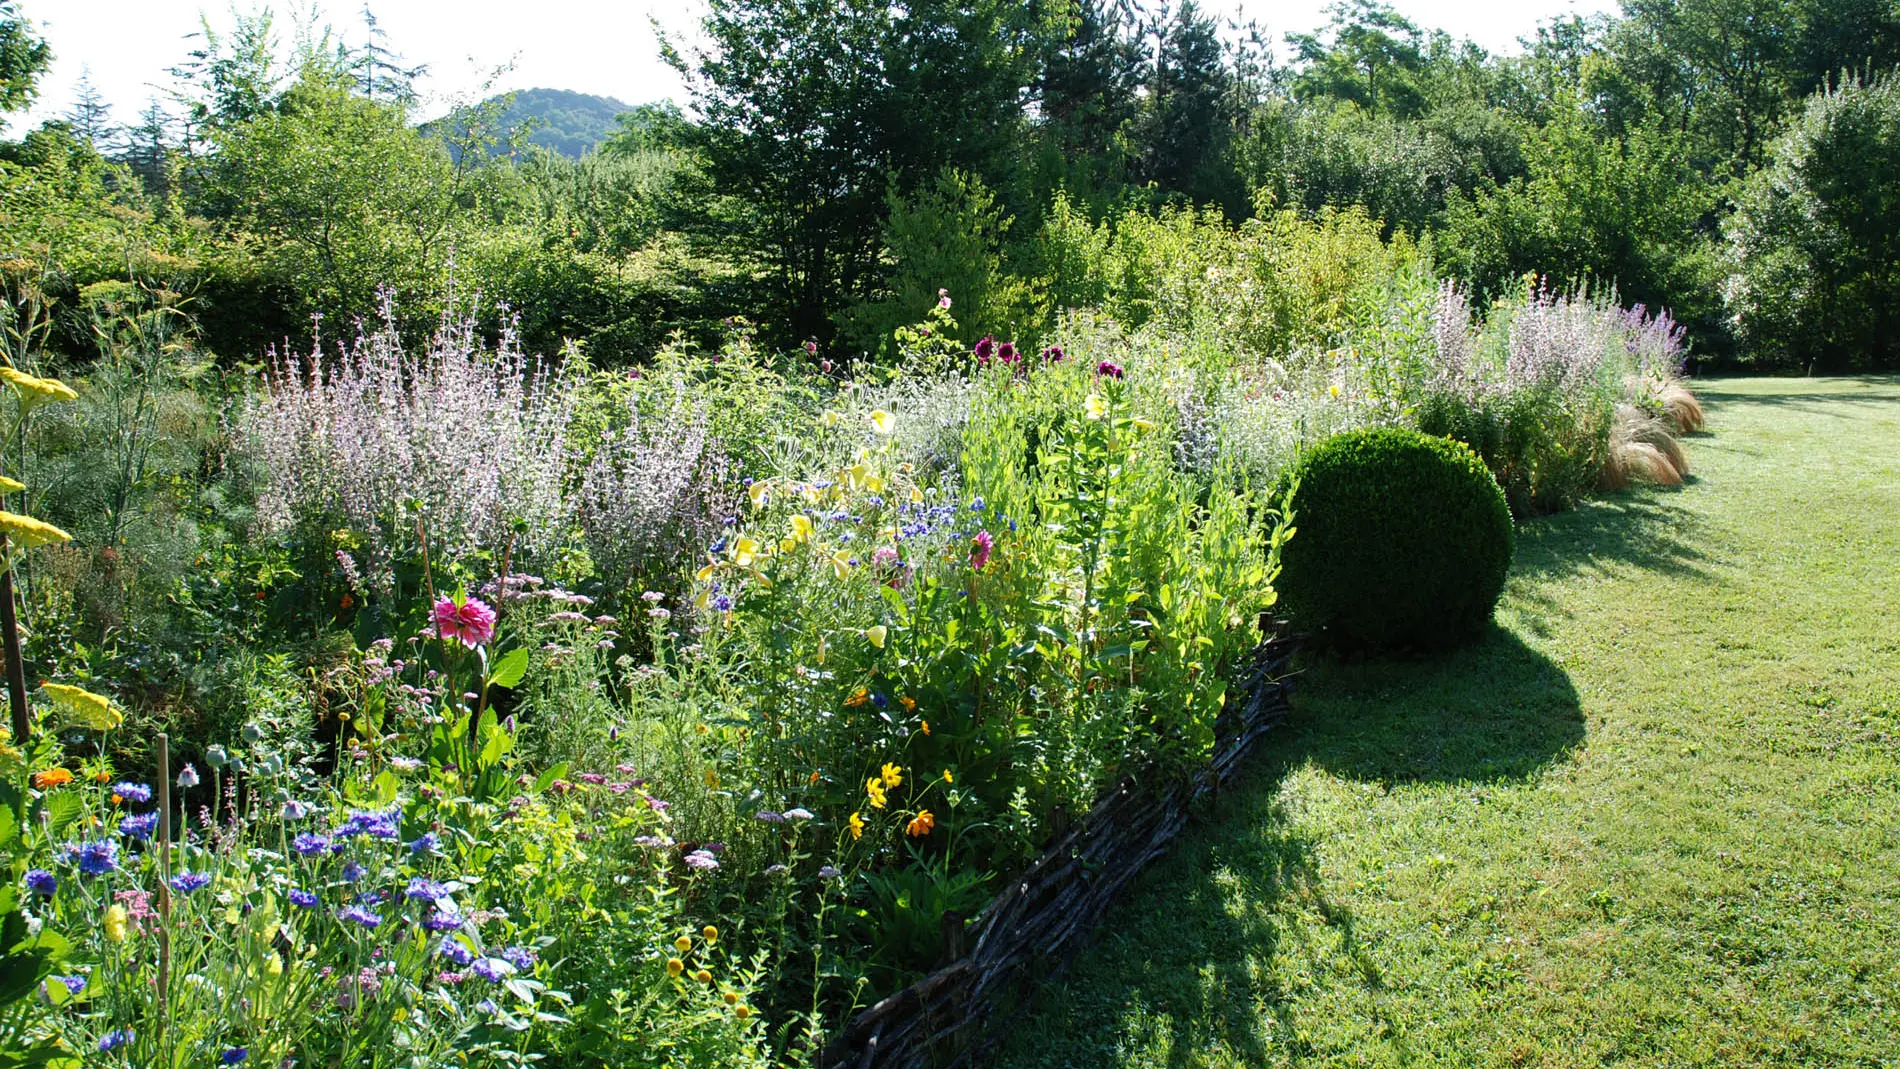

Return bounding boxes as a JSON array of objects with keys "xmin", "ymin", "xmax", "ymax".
[
  {"xmin": 1289, "ymin": 0, "xmax": 1430, "ymax": 118},
  {"xmin": 1137, "ymin": 0, "xmax": 1233, "ymax": 204},
  {"xmin": 1725, "ymin": 73, "xmax": 1900, "ymax": 369},
  {"xmin": 64, "ymin": 67, "xmax": 116, "ymax": 150},
  {"xmin": 0, "ymin": 0, "xmax": 49, "ymax": 113}
]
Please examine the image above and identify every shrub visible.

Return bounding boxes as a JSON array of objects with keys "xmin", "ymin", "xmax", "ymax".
[{"xmin": 1277, "ymin": 427, "xmax": 1512, "ymax": 649}]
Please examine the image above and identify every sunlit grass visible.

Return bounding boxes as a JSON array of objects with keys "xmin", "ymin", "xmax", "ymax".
[{"xmin": 1000, "ymin": 376, "xmax": 1900, "ymax": 1067}]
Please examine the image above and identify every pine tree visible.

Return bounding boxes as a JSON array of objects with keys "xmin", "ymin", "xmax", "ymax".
[
  {"xmin": 66, "ymin": 67, "xmax": 117, "ymax": 149},
  {"xmin": 1138, "ymin": 1, "xmax": 1232, "ymax": 200},
  {"xmin": 355, "ymin": 6, "xmax": 426, "ymax": 107},
  {"xmin": 124, "ymin": 97, "xmax": 175, "ymax": 197},
  {"xmin": 1039, "ymin": 0, "xmax": 1145, "ymax": 159}
]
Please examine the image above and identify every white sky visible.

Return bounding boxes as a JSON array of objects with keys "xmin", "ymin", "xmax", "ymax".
[{"xmin": 10, "ymin": 0, "xmax": 1620, "ymax": 136}]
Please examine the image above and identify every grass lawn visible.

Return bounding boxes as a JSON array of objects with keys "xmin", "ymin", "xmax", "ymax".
[{"xmin": 999, "ymin": 376, "xmax": 1900, "ymax": 1067}]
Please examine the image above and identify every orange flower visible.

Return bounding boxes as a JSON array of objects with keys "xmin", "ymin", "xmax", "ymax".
[
  {"xmin": 808, "ymin": 770, "xmax": 821, "ymax": 785},
  {"xmin": 919, "ymin": 719, "xmax": 931, "ymax": 736},
  {"xmin": 340, "ymin": 593, "xmax": 355, "ymax": 609},
  {"xmin": 906, "ymin": 810, "xmax": 935, "ymax": 837},
  {"xmin": 31, "ymin": 768, "xmax": 73, "ymax": 789},
  {"xmin": 899, "ymin": 696, "xmax": 916, "ymax": 712},
  {"xmin": 845, "ymin": 687, "xmax": 869, "ymax": 708}
]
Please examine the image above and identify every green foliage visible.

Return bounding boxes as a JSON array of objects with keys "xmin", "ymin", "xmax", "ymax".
[
  {"xmin": 429, "ymin": 88, "xmax": 635, "ymax": 160},
  {"xmin": 1724, "ymin": 71, "xmax": 1900, "ymax": 369},
  {"xmin": 0, "ymin": 0, "xmax": 50, "ymax": 114},
  {"xmin": 1278, "ymin": 427, "xmax": 1513, "ymax": 649}
]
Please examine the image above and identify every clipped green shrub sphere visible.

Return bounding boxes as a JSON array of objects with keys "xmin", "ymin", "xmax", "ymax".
[{"xmin": 1278, "ymin": 428, "xmax": 1513, "ymax": 649}]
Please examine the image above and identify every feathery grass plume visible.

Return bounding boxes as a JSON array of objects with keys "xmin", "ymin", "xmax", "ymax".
[
  {"xmin": 1608, "ymin": 406, "xmax": 1686, "ymax": 487},
  {"xmin": 1661, "ymin": 383, "xmax": 1705, "ymax": 433}
]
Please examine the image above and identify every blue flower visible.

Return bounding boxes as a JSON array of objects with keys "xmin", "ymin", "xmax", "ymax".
[
  {"xmin": 424, "ymin": 908, "xmax": 464, "ymax": 932},
  {"xmin": 53, "ymin": 974, "xmax": 86, "ymax": 995},
  {"xmin": 341, "ymin": 861, "xmax": 367, "ymax": 883},
  {"xmin": 501, "ymin": 946, "xmax": 537, "ymax": 972},
  {"xmin": 870, "ymin": 691, "xmax": 887, "ymax": 710},
  {"xmin": 112, "ymin": 782, "xmax": 153, "ymax": 805},
  {"xmin": 404, "ymin": 877, "xmax": 449, "ymax": 901},
  {"xmin": 24, "ymin": 868, "xmax": 56, "ymax": 896},
  {"xmin": 712, "ymin": 594, "xmax": 734, "ymax": 612},
  {"xmin": 118, "ymin": 813, "xmax": 159, "ymax": 840},
  {"xmin": 337, "ymin": 904, "xmax": 382, "ymax": 928},
  {"xmin": 437, "ymin": 940, "xmax": 474, "ymax": 965},
  {"xmin": 287, "ymin": 888, "xmax": 319, "ymax": 909},
  {"xmin": 221, "ymin": 1049, "xmax": 249, "ymax": 1065},
  {"xmin": 98, "ymin": 1029, "xmax": 133, "ymax": 1052},
  {"xmin": 66, "ymin": 840, "xmax": 118, "ymax": 877},
  {"xmin": 471, "ymin": 957, "xmax": 516, "ymax": 982},
  {"xmin": 335, "ymin": 809, "xmax": 399, "ymax": 840},
  {"xmin": 406, "ymin": 832, "xmax": 439, "ymax": 854},
  {"xmin": 291, "ymin": 833, "xmax": 331, "ymax": 857},
  {"xmin": 168, "ymin": 871, "xmax": 213, "ymax": 894},
  {"xmin": 475, "ymin": 998, "xmax": 498, "ymax": 1015}
]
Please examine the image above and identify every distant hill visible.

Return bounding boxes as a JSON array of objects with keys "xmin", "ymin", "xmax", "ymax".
[{"xmin": 428, "ymin": 88, "xmax": 633, "ymax": 160}]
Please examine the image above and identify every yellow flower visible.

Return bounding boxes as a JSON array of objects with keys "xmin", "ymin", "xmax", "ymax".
[
  {"xmin": 848, "ymin": 811, "xmax": 865, "ymax": 840},
  {"xmin": 820, "ymin": 409, "xmax": 842, "ymax": 429},
  {"xmin": 869, "ymin": 409, "xmax": 896, "ymax": 435},
  {"xmin": 899, "ymin": 696, "xmax": 916, "ymax": 712},
  {"xmin": 1329, "ymin": 383, "xmax": 1342, "ymax": 398},
  {"xmin": 695, "ymin": 969, "xmax": 713, "ymax": 983},
  {"xmin": 734, "ymin": 1004, "xmax": 752, "ymax": 1020},
  {"xmin": 0, "ymin": 476, "xmax": 22, "ymax": 493},
  {"xmin": 723, "ymin": 990, "xmax": 739, "ymax": 1005},
  {"xmin": 863, "ymin": 625, "xmax": 886, "ymax": 649},
  {"xmin": 829, "ymin": 551, "xmax": 854, "ymax": 579},
  {"xmin": 0, "ymin": 367, "xmax": 77, "ymax": 411},
  {"xmin": 104, "ymin": 904, "xmax": 129, "ymax": 944},
  {"xmin": 0, "ymin": 511, "xmax": 71, "ymax": 550},
  {"xmin": 864, "ymin": 777, "xmax": 887, "ymax": 809},
  {"xmin": 731, "ymin": 537, "xmax": 762, "ymax": 566},
  {"xmin": 880, "ymin": 763, "xmax": 903, "ymax": 789},
  {"xmin": 39, "ymin": 684, "xmax": 121, "ymax": 731},
  {"xmin": 674, "ymin": 935, "xmax": 693, "ymax": 953},
  {"xmin": 1084, "ymin": 394, "xmax": 1106, "ymax": 420},
  {"xmin": 919, "ymin": 719, "xmax": 930, "ymax": 736},
  {"xmin": 748, "ymin": 480, "xmax": 772, "ymax": 508},
  {"xmin": 942, "ymin": 769, "xmax": 953, "ymax": 784},
  {"xmin": 702, "ymin": 925, "xmax": 718, "ymax": 945},
  {"xmin": 666, "ymin": 957, "xmax": 684, "ymax": 977},
  {"xmin": 790, "ymin": 514, "xmax": 814, "ymax": 543},
  {"xmin": 906, "ymin": 810, "xmax": 935, "ymax": 837},
  {"xmin": 808, "ymin": 770, "xmax": 821, "ymax": 785},
  {"xmin": 267, "ymin": 954, "xmax": 284, "ymax": 976}
]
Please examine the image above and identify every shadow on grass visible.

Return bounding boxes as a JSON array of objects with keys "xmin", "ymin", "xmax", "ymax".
[
  {"xmin": 998, "ymin": 629, "xmax": 1583, "ymax": 1066},
  {"xmin": 1512, "ymin": 492, "xmax": 1714, "ymax": 585}
]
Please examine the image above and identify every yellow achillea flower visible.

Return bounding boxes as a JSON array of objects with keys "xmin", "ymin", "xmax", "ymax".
[
  {"xmin": 880, "ymin": 763, "xmax": 903, "ymax": 790},
  {"xmin": 0, "ymin": 476, "xmax": 22, "ymax": 493},
  {"xmin": 666, "ymin": 958, "xmax": 684, "ymax": 977},
  {"xmin": 906, "ymin": 810, "xmax": 935, "ymax": 837},
  {"xmin": 104, "ymin": 904, "xmax": 129, "ymax": 944},
  {"xmin": 864, "ymin": 777, "xmax": 887, "ymax": 809},
  {"xmin": 41, "ymin": 683, "xmax": 122, "ymax": 730},
  {"xmin": 0, "ymin": 367, "xmax": 77, "ymax": 410},
  {"xmin": 848, "ymin": 812, "xmax": 865, "ymax": 840},
  {"xmin": 863, "ymin": 625, "xmax": 886, "ymax": 649},
  {"xmin": 0, "ymin": 511, "xmax": 71, "ymax": 550}
]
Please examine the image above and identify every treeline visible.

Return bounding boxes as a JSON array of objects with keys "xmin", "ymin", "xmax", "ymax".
[{"xmin": 4, "ymin": 0, "xmax": 1900, "ymax": 370}]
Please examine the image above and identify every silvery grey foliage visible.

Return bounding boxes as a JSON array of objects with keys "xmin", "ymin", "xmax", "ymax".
[{"xmin": 576, "ymin": 380, "xmax": 730, "ymax": 594}]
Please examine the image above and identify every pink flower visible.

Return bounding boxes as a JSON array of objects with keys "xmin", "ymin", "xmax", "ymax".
[
  {"xmin": 970, "ymin": 530, "xmax": 993, "ymax": 571},
  {"xmin": 433, "ymin": 596, "xmax": 497, "ymax": 647},
  {"xmin": 1095, "ymin": 360, "xmax": 1124, "ymax": 379}
]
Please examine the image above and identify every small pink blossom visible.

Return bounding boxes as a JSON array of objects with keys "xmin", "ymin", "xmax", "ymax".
[
  {"xmin": 970, "ymin": 530, "xmax": 993, "ymax": 571},
  {"xmin": 433, "ymin": 596, "xmax": 497, "ymax": 647}
]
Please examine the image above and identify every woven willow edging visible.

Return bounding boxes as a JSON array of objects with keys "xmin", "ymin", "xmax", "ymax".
[{"xmin": 821, "ymin": 632, "xmax": 1301, "ymax": 1069}]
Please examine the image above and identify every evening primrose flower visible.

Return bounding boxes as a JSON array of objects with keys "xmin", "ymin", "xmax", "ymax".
[
  {"xmin": 790, "ymin": 514, "xmax": 814, "ymax": 543},
  {"xmin": 863, "ymin": 625, "xmax": 887, "ymax": 649},
  {"xmin": 1084, "ymin": 394, "xmax": 1106, "ymax": 420},
  {"xmin": 869, "ymin": 409, "xmax": 896, "ymax": 435}
]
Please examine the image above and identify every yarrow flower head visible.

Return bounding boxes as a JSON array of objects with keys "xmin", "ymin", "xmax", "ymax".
[
  {"xmin": 433, "ymin": 595, "xmax": 497, "ymax": 647},
  {"xmin": 683, "ymin": 849, "xmax": 719, "ymax": 871}
]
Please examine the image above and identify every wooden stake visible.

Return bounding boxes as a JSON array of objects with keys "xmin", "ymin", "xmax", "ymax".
[
  {"xmin": 1, "ymin": 536, "xmax": 29, "ymax": 742},
  {"xmin": 156, "ymin": 733, "xmax": 172, "ymax": 1036}
]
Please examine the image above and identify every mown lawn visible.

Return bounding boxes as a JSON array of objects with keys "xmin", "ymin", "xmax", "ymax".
[{"xmin": 1000, "ymin": 376, "xmax": 1900, "ymax": 1067}]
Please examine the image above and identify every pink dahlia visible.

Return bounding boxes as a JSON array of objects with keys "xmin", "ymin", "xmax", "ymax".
[
  {"xmin": 970, "ymin": 530, "xmax": 993, "ymax": 571},
  {"xmin": 433, "ymin": 596, "xmax": 497, "ymax": 647}
]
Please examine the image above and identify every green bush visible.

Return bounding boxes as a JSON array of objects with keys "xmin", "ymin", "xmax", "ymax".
[{"xmin": 1278, "ymin": 427, "xmax": 1513, "ymax": 649}]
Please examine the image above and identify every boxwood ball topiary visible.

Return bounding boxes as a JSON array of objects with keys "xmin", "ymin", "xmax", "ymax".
[{"xmin": 1279, "ymin": 428, "xmax": 1513, "ymax": 649}]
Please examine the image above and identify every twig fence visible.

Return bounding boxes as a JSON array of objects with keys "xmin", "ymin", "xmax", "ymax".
[{"xmin": 821, "ymin": 630, "xmax": 1302, "ymax": 1069}]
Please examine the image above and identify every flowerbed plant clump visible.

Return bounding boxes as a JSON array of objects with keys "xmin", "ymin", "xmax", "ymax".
[{"xmin": 4, "ymin": 233, "xmax": 1701, "ymax": 1063}]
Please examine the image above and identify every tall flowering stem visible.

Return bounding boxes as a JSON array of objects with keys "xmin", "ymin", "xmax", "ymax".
[{"xmin": 1, "ymin": 533, "xmax": 25, "ymax": 740}]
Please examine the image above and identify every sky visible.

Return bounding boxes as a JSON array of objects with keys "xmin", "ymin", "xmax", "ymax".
[{"xmin": 10, "ymin": 0, "xmax": 1621, "ymax": 136}]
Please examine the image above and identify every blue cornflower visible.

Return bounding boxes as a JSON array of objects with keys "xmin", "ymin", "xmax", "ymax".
[
  {"xmin": 471, "ymin": 957, "xmax": 517, "ymax": 982},
  {"xmin": 24, "ymin": 868, "xmax": 56, "ymax": 896},
  {"xmin": 712, "ymin": 594, "xmax": 734, "ymax": 612},
  {"xmin": 708, "ymin": 535, "xmax": 728, "ymax": 554},
  {"xmin": 406, "ymin": 832, "xmax": 439, "ymax": 854},
  {"xmin": 168, "ymin": 871, "xmax": 213, "ymax": 894},
  {"xmin": 291, "ymin": 833, "xmax": 331, "ymax": 857},
  {"xmin": 335, "ymin": 809, "xmax": 399, "ymax": 840},
  {"xmin": 437, "ymin": 940, "xmax": 475, "ymax": 965},
  {"xmin": 118, "ymin": 813, "xmax": 159, "ymax": 840},
  {"xmin": 870, "ymin": 691, "xmax": 888, "ymax": 710},
  {"xmin": 969, "ymin": 497, "xmax": 985, "ymax": 512},
  {"xmin": 500, "ymin": 946, "xmax": 537, "ymax": 972},
  {"xmin": 98, "ymin": 1029, "xmax": 133, "ymax": 1052},
  {"xmin": 341, "ymin": 861, "xmax": 367, "ymax": 883},
  {"xmin": 287, "ymin": 888, "xmax": 320, "ymax": 909},
  {"xmin": 67, "ymin": 840, "xmax": 118, "ymax": 877},
  {"xmin": 221, "ymin": 1049, "xmax": 249, "ymax": 1065},
  {"xmin": 54, "ymin": 974, "xmax": 87, "ymax": 995},
  {"xmin": 337, "ymin": 904, "xmax": 382, "ymax": 928},
  {"xmin": 404, "ymin": 877, "xmax": 448, "ymax": 901},
  {"xmin": 112, "ymin": 782, "xmax": 153, "ymax": 805}
]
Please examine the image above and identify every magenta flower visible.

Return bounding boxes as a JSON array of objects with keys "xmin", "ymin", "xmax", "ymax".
[
  {"xmin": 973, "ymin": 336, "xmax": 996, "ymax": 364},
  {"xmin": 433, "ymin": 596, "xmax": 497, "ymax": 647},
  {"xmin": 997, "ymin": 342, "xmax": 1019, "ymax": 364},
  {"xmin": 1095, "ymin": 361, "xmax": 1124, "ymax": 379},
  {"xmin": 971, "ymin": 530, "xmax": 993, "ymax": 571}
]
